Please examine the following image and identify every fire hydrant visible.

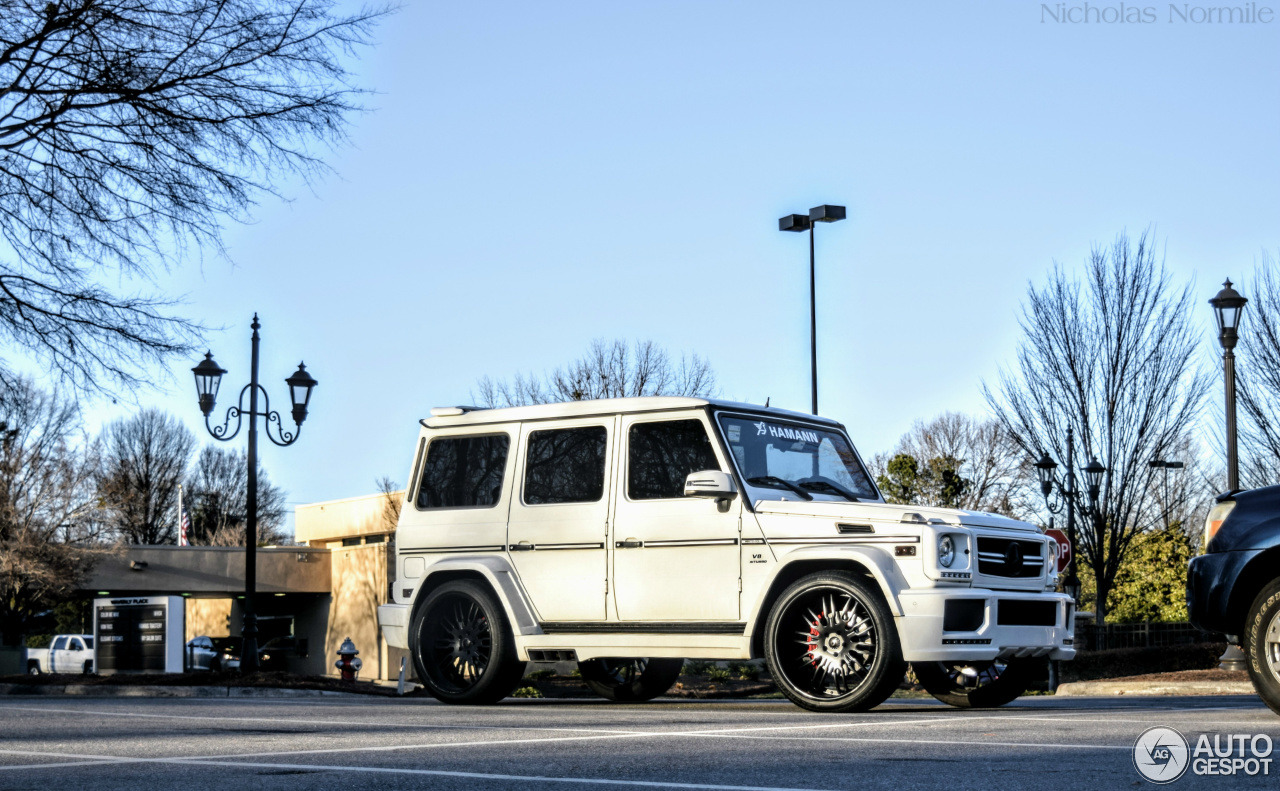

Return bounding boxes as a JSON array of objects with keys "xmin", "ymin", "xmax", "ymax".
[{"xmin": 335, "ymin": 637, "xmax": 362, "ymax": 683}]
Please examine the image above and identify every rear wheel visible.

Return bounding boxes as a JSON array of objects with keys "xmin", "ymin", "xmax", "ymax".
[
  {"xmin": 410, "ymin": 580, "xmax": 526, "ymax": 704},
  {"xmin": 763, "ymin": 572, "xmax": 905, "ymax": 713},
  {"xmin": 82, "ymin": 660, "xmax": 92, "ymax": 675},
  {"xmin": 912, "ymin": 659, "xmax": 1033, "ymax": 708},
  {"xmin": 578, "ymin": 658, "xmax": 683, "ymax": 702},
  {"xmin": 1242, "ymin": 578, "xmax": 1280, "ymax": 716},
  {"xmin": 27, "ymin": 662, "xmax": 40, "ymax": 676}
]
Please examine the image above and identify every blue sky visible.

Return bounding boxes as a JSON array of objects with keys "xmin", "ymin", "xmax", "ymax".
[{"xmin": 62, "ymin": 1, "xmax": 1280, "ymax": 531}]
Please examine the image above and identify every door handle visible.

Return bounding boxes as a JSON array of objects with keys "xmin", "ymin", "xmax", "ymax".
[
  {"xmin": 509, "ymin": 541, "xmax": 535, "ymax": 552},
  {"xmin": 617, "ymin": 538, "xmax": 643, "ymax": 549}
]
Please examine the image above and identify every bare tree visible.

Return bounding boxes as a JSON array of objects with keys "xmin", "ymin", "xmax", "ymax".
[
  {"xmin": 985, "ymin": 230, "xmax": 1210, "ymax": 624},
  {"xmin": 871, "ymin": 412, "xmax": 1034, "ymax": 518},
  {"xmin": 97, "ymin": 409, "xmax": 195, "ymax": 544},
  {"xmin": 0, "ymin": 0, "xmax": 386, "ymax": 393},
  {"xmin": 0, "ymin": 378, "xmax": 100, "ymax": 544},
  {"xmin": 375, "ymin": 475, "xmax": 401, "ymax": 531},
  {"xmin": 185, "ymin": 445, "xmax": 286, "ymax": 546},
  {"xmin": 475, "ymin": 339, "xmax": 717, "ymax": 408},
  {"xmin": 1235, "ymin": 252, "xmax": 1280, "ymax": 488},
  {"xmin": 0, "ymin": 378, "xmax": 101, "ymax": 645}
]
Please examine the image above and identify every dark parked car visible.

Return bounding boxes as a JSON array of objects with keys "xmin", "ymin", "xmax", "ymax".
[
  {"xmin": 1187, "ymin": 486, "xmax": 1280, "ymax": 714},
  {"xmin": 257, "ymin": 635, "xmax": 308, "ymax": 672}
]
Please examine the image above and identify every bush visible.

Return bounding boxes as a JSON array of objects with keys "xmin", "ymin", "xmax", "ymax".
[
  {"xmin": 511, "ymin": 686, "xmax": 543, "ymax": 698},
  {"xmin": 682, "ymin": 660, "xmax": 714, "ymax": 675},
  {"xmin": 526, "ymin": 669, "xmax": 555, "ymax": 680},
  {"xmin": 705, "ymin": 665, "xmax": 731, "ymax": 682},
  {"xmin": 25, "ymin": 634, "xmax": 52, "ymax": 649},
  {"xmin": 731, "ymin": 663, "xmax": 760, "ymax": 681},
  {"xmin": 1061, "ymin": 642, "xmax": 1226, "ymax": 682}
]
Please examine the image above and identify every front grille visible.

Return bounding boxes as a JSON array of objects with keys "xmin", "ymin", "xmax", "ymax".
[
  {"xmin": 996, "ymin": 599, "xmax": 1058, "ymax": 626},
  {"xmin": 976, "ymin": 537, "xmax": 1044, "ymax": 578}
]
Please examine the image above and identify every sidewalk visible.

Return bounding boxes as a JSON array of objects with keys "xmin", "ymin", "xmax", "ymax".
[{"xmin": 1056, "ymin": 669, "xmax": 1255, "ymax": 697}]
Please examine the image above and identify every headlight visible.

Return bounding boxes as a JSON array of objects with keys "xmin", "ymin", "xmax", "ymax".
[
  {"xmin": 1046, "ymin": 540, "xmax": 1059, "ymax": 570},
  {"xmin": 938, "ymin": 534, "xmax": 955, "ymax": 568},
  {"xmin": 1204, "ymin": 500, "xmax": 1236, "ymax": 552}
]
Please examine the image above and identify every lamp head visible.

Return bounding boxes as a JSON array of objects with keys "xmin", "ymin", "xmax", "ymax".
[
  {"xmin": 778, "ymin": 214, "xmax": 811, "ymax": 232},
  {"xmin": 1209, "ymin": 278, "xmax": 1248, "ymax": 350},
  {"xmin": 191, "ymin": 352, "xmax": 227, "ymax": 417},
  {"xmin": 808, "ymin": 204, "xmax": 846, "ymax": 223},
  {"xmin": 1034, "ymin": 451, "xmax": 1058, "ymax": 496},
  {"xmin": 285, "ymin": 362, "xmax": 318, "ymax": 426}
]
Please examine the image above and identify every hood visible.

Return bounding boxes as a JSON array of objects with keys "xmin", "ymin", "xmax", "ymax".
[{"xmin": 750, "ymin": 499, "xmax": 1040, "ymax": 532}]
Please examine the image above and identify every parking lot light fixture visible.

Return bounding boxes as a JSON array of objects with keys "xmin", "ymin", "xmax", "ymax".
[{"xmin": 778, "ymin": 203, "xmax": 846, "ymax": 415}]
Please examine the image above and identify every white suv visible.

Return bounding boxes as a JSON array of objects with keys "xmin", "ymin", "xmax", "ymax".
[{"xmin": 377, "ymin": 397, "xmax": 1074, "ymax": 712}]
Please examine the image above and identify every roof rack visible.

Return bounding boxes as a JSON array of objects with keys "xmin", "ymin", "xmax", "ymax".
[{"xmin": 428, "ymin": 405, "xmax": 485, "ymax": 417}]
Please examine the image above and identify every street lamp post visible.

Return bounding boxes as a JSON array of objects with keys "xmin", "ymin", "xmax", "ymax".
[
  {"xmin": 1209, "ymin": 279, "xmax": 1248, "ymax": 492},
  {"xmin": 779, "ymin": 204, "xmax": 846, "ymax": 415},
  {"xmin": 1034, "ymin": 427, "xmax": 1107, "ymax": 606},
  {"xmin": 191, "ymin": 315, "xmax": 318, "ymax": 673}
]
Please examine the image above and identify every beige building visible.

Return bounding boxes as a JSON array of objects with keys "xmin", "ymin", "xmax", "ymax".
[{"xmin": 84, "ymin": 490, "xmax": 406, "ymax": 680}]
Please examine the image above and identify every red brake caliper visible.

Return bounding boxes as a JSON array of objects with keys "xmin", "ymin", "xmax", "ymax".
[{"xmin": 808, "ymin": 614, "xmax": 823, "ymax": 666}]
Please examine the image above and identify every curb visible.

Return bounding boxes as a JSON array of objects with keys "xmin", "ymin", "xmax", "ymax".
[
  {"xmin": 1055, "ymin": 680, "xmax": 1257, "ymax": 697},
  {"xmin": 0, "ymin": 684, "xmax": 361, "ymax": 698}
]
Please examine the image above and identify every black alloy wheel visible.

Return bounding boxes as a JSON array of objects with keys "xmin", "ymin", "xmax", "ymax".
[
  {"xmin": 578, "ymin": 657, "xmax": 684, "ymax": 702},
  {"xmin": 410, "ymin": 580, "xmax": 525, "ymax": 704},
  {"xmin": 764, "ymin": 572, "xmax": 904, "ymax": 712},
  {"xmin": 912, "ymin": 659, "xmax": 1033, "ymax": 708}
]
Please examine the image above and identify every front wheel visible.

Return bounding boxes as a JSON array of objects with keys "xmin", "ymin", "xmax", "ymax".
[
  {"xmin": 578, "ymin": 658, "xmax": 683, "ymax": 702},
  {"xmin": 763, "ymin": 572, "xmax": 905, "ymax": 713},
  {"xmin": 912, "ymin": 659, "xmax": 1033, "ymax": 708},
  {"xmin": 1243, "ymin": 578, "xmax": 1280, "ymax": 716},
  {"xmin": 410, "ymin": 580, "xmax": 526, "ymax": 704}
]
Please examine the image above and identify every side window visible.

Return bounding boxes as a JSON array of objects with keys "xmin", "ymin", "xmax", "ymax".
[
  {"xmin": 416, "ymin": 434, "xmax": 510, "ymax": 509},
  {"xmin": 628, "ymin": 420, "xmax": 721, "ymax": 500},
  {"xmin": 68, "ymin": 639, "xmax": 83, "ymax": 651},
  {"xmin": 52, "ymin": 637, "xmax": 68, "ymax": 650},
  {"xmin": 524, "ymin": 426, "xmax": 608, "ymax": 505}
]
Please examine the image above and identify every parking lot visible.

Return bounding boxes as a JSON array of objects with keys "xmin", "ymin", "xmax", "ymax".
[{"xmin": 0, "ymin": 694, "xmax": 1274, "ymax": 790}]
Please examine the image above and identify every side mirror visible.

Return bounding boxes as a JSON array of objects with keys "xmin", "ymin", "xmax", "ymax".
[{"xmin": 684, "ymin": 470, "xmax": 738, "ymax": 500}]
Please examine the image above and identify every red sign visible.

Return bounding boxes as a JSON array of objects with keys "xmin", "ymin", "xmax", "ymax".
[{"xmin": 1046, "ymin": 529, "xmax": 1071, "ymax": 573}]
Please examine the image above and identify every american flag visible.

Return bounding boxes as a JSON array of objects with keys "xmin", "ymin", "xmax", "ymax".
[{"xmin": 179, "ymin": 506, "xmax": 190, "ymax": 547}]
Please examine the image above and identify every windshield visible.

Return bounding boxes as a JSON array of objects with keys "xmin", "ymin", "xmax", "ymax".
[{"xmin": 715, "ymin": 413, "xmax": 879, "ymax": 501}]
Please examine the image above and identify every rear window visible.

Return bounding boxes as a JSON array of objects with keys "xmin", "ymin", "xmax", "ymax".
[
  {"xmin": 84, "ymin": 638, "xmax": 94, "ymax": 649},
  {"xmin": 523, "ymin": 426, "xmax": 608, "ymax": 505},
  {"xmin": 416, "ymin": 434, "xmax": 510, "ymax": 509}
]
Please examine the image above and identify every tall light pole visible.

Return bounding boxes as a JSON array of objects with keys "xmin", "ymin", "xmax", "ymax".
[
  {"xmin": 1209, "ymin": 279, "xmax": 1247, "ymax": 492},
  {"xmin": 191, "ymin": 315, "xmax": 318, "ymax": 673},
  {"xmin": 779, "ymin": 204, "xmax": 846, "ymax": 415}
]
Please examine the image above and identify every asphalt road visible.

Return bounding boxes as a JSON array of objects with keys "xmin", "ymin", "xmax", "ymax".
[{"xmin": 0, "ymin": 694, "xmax": 1275, "ymax": 790}]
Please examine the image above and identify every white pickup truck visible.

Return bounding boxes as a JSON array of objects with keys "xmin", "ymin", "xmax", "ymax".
[{"xmin": 26, "ymin": 635, "xmax": 95, "ymax": 675}]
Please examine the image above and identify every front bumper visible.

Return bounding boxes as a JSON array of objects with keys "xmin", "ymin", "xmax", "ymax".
[
  {"xmin": 896, "ymin": 589, "xmax": 1076, "ymax": 662},
  {"xmin": 378, "ymin": 603, "xmax": 410, "ymax": 649}
]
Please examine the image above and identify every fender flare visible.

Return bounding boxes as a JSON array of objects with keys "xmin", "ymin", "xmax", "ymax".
[
  {"xmin": 745, "ymin": 545, "xmax": 908, "ymax": 637},
  {"xmin": 409, "ymin": 555, "xmax": 541, "ymax": 636}
]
